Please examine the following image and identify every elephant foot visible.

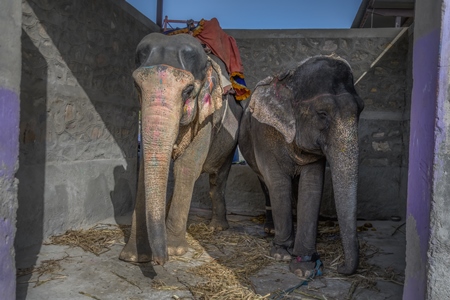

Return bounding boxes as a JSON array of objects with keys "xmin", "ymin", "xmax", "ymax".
[
  {"xmin": 264, "ymin": 220, "xmax": 275, "ymax": 235},
  {"xmin": 270, "ymin": 244, "xmax": 293, "ymax": 261},
  {"xmin": 264, "ymin": 209, "xmax": 275, "ymax": 235},
  {"xmin": 289, "ymin": 254, "xmax": 323, "ymax": 278},
  {"xmin": 337, "ymin": 262, "xmax": 357, "ymax": 275},
  {"xmin": 119, "ymin": 240, "xmax": 152, "ymax": 263},
  {"xmin": 167, "ymin": 233, "xmax": 189, "ymax": 256},
  {"xmin": 209, "ymin": 217, "xmax": 229, "ymax": 231}
]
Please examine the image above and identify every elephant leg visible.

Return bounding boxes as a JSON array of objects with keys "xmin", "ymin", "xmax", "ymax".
[
  {"xmin": 119, "ymin": 158, "xmax": 152, "ymax": 262},
  {"xmin": 208, "ymin": 152, "xmax": 234, "ymax": 231},
  {"xmin": 264, "ymin": 172, "xmax": 294, "ymax": 261},
  {"xmin": 166, "ymin": 125, "xmax": 212, "ymax": 256},
  {"xmin": 289, "ymin": 159, "xmax": 325, "ymax": 277},
  {"xmin": 258, "ymin": 178, "xmax": 274, "ymax": 235}
]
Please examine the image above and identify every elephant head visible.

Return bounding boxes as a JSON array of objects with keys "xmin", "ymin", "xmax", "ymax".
[
  {"xmin": 121, "ymin": 33, "xmax": 224, "ymax": 265},
  {"xmin": 249, "ymin": 55, "xmax": 364, "ymax": 274}
]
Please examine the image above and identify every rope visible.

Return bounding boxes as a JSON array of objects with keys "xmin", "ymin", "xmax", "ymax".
[{"xmin": 354, "ymin": 27, "xmax": 408, "ymax": 85}]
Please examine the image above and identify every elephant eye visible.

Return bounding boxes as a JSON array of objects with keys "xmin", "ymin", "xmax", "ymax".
[
  {"xmin": 182, "ymin": 85, "xmax": 195, "ymax": 101},
  {"xmin": 317, "ymin": 111, "xmax": 327, "ymax": 119}
]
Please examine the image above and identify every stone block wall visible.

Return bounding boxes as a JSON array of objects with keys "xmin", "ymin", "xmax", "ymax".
[
  {"xmin": 16, "ymin": 0, "xmax": 158, "ymax": 263},
  {"xmin": 193, "ymin": 28, "xmax": 410, "ymax": 221}
]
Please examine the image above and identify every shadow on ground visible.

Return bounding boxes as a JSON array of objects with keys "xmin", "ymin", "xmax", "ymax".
[{"xmin": 16, "ymin": 209, "xmax": 405, "ymax": 300}]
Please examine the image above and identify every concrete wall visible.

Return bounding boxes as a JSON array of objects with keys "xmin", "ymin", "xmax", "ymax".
[
  {"xmin": 15, "ymin": 0, "xmax": 159, "ymax": 269},
  {"xmin": 0, "ymin": 0, "xmax": 21, "ymax": 298},
  {"xmin": 404, "ymin": 0, "xmax": 450, "ymax": 298},
  {"xmin": 193, "ymin": 28, "xmax": 411, "ymax": 221},
  {"xmin": 427, "ymin": 2, "xmax": 450, "ymax": 295}
]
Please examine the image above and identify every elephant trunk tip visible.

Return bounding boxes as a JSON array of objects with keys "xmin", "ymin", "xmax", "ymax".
[
  {"xmin": 152, "ymin": 254, "xmax": 168, "ymax": 266},
  {"xmin": 152, "ymin": 257, "xmax": 168, "ymax": 266},
  {"xmin": 149, "ymin": 234, "xmax": 169, "ymax": 265}
]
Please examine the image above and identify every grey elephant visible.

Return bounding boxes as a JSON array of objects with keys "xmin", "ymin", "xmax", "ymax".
[
  {"xmin": 238, "ymin": 55, "xmax": 364, "ymax": 277},
  {"xmin": 119, "ymin": 32, "xmax": 243, "ymax": 265}
]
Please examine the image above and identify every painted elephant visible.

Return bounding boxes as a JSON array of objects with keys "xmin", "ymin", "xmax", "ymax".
[
  {"xmin": 238, "ymin": 55, "xmax": 364, "ymax": 277},
  {"xmin": 119, "ymin": 32, "xmax": 243, "ymax": 265}
]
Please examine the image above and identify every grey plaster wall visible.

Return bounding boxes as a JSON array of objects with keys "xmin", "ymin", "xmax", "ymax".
[
  {"xmin": 15, "ymin": 0, "xmax": 158, "ymax": 268},
  {"xmin": 0, "ymin": 1, "xmax": 22, "ymax": 297},
  {"xmin": 192, "ymin": 28, "xmax": 411, "ymax": 221}
]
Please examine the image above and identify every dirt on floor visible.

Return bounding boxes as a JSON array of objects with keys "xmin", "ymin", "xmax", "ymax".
[{"xmin": 16, "ymin": 209, "xmax": 406, "ymax": 300}]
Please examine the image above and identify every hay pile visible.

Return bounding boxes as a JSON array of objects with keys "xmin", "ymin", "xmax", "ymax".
[
  {"xmin": 44, "ymin": 217, "xmax": 403, "ymax": 299},
  {"xmin": 316, "ymin": 220, "xmax": 404, "ymax": 293},
  {"xmin": 47, "ymin": 224, "xmax": 129, "ymax": 255},
  {"xmin": 184, "ymin": 222, "xmax": 272, "ymax": 299},
  {"xmin": 16, "ymin": 255, "xmax": 68, "ymax": 287},
  {"xmin": 19, "ymin": 224, "xmax": 129, "ymax": 288}
]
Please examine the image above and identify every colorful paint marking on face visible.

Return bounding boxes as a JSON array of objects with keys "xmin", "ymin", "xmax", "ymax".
[
  {"xmin": 156, "ymin": 66, "xmax": 168, "ymax": 106},
  {"xmin": 184, "ymin": 98, "xmax": 192, "ymax": 113},
  {"xmin": 152, "ymin": 127, "xmax": 161, "ymax": 140},
  {"xmin": 203, "ymin": 93, "xmax": 211, "ymax": 105},
  {"xmin": 151, "ymin": 152, "xmax": 159, "ymax": 167},
  {"xmin": 205, "ymin": 68, "xmax": 214, "ymax": 91}
]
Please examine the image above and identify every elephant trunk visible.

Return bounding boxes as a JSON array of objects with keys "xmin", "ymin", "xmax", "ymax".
[
  {"xmin": 133, "ymin": 65, "xmax": 195, "ymax": 265},
  {"xmin": 325, "ymin": 116, "xmax": 360, "ymax": 275}
]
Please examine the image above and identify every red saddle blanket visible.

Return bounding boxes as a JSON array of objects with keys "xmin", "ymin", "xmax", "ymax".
[{"xmin": 166, "ymin": 18, "xmax": 250, "ymax": 100}]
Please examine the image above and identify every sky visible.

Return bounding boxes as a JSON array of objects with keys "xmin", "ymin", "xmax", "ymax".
[{"xmin": 126, "ymin": 0, "xmax": 363, "ymax": 29}]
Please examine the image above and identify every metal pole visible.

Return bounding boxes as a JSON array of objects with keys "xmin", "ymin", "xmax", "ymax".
[
  {"xmin": 156, "ymin": 0, "xmax": 163, "ymax": 28},
  {"xmin": 355, "ymin": 27, "xmax": 408, "ymax": 85}
]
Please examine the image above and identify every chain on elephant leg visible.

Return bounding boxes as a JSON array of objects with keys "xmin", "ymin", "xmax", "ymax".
[{"xmin": 289, "ymin": 253, "xmax": 324, "ymax": 278}]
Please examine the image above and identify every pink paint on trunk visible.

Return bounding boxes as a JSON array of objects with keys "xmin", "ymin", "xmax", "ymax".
[{"xmin": 132, "ymin": 65, "xmax": 195, "ymax": 264}]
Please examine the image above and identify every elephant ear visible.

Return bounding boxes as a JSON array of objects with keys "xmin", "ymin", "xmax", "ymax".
[
  {"xmin": 249, "ymin": 76, "xmax": 296, "ymax": 144},
  {"xmin": 197, "ymin": 57, "xmax": 223, "ymax": 124}
]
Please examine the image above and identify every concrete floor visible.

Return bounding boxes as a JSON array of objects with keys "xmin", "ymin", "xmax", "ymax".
[{"xmin": 16, "ymin": 210, "xmax": 405, "ymax": 300}]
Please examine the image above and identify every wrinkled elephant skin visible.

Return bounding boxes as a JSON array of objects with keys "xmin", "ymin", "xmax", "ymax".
[
  {"xmin": 120, "ymin": 33, "xmax": 243, "ymax": 265},
  {"xmin": 239, "ymin": 55, "xmax": 364, "ymax": 276}
]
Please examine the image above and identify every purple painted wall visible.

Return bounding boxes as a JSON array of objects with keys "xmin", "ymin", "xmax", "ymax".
[
  {"xmin": 0, "ymin": 88, "xmax": 20, "ymax": 299},
  {"xmin": 404, "ymin": 1, "xmax": 444, "ymax": 296},
  {"xmin": 0, "ymin": 89, "xmax": 20, "ymax": 178}
]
